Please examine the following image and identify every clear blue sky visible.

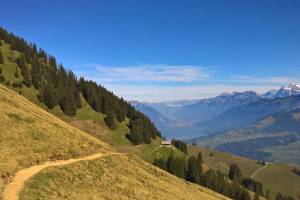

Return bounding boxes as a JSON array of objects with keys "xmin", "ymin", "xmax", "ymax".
[{"xmin": 1, "ymin": 0, "xmax": 300, "ymax": 101}]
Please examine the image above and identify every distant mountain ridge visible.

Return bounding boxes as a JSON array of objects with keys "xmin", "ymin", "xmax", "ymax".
[
  {"xmin": 172, "ymin": 91, "xmax": 261, "ymax": 123},
  {"xmin": 261, "ymin": 83, "xmax": 300, "ymax": 99},
  {"xmin": 192, "ymin": 107, "xmax": 300, "ymax": 164},
  {"xmin": 133, "ymin": 84, "xmax": 300, "ymax": 139}
]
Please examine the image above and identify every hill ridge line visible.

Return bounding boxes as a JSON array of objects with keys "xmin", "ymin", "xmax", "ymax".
[{"xmin": 3, "ymin": 152, "xmax": 124, "ymax": 200}]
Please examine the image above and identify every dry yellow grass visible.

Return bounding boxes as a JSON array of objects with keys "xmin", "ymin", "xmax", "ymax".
[
  {"xmin": 0, "ymin": 84, "xmax": 228, "ymax": 200},
  {"xmin": 3, "ymin": 153, "xmax": 110, "ymax": 200},
  {"xmin": 20, "ymin": 154, "xmax": 230, "ymax": 200},
  {"xmin": 0, "ymin": 84, "xmax": 110, "ymax": 197},
  {"xmin": 188, "ymin": 145, "xmax": 261, "ymax": 177}
]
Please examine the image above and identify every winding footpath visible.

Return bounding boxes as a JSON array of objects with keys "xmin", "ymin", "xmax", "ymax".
[
  {"xmin": 3, "ymin": 152, "xmax": 123, "ymax": 200},
  {"xmin": 251, "ymin": 164, "xmax": 269, "ymax": 179}
]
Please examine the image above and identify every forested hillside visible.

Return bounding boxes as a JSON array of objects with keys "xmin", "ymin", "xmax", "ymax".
[{"xmin": 0, "ymin": 27, "xmax": 161, "ymax": 144}]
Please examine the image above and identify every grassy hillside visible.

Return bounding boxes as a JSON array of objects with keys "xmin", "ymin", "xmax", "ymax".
[
  {"xmin": 188, "ymin": 145, "xmax": 300, "ymax": 199},
  {"xmin": 188, "ymin": 145, "xmax": 261, "ymax": 177},
  {"xmin": 0, "ymin": 84, "xmax": 229, "ymax": 200},
  {"xmin": 20, "ymin": 154, "xmax": 229, "ymax": 200},
  {"xmin": 0, "ymin": 84, "xmax": 110, "ymax": 197},
  {"xmin": 255, "ymin": 164, "xmax": 300, "ymax": 200}
]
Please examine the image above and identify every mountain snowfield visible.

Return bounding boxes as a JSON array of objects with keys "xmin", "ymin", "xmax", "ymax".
[{"xmin": 261, "ymin": 83, "xmax": 300, "ymax": 99}]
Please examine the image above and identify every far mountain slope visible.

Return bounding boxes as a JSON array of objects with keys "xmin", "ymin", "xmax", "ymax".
[
  {"xmin": 261, "ymin": 83, "xmax": 300, "ymax": 99},
  {"xmin": 192, "ymin": 108, "xmax": 300, "ymax": 164},
  {"xmin": 131, "ymin": 101, "xmax": 187, "ymax": 138},
  {"xmin": 193, "ymin": 94, "xmax": 300, "ymax": 136},
  {"xmin": 173, "ymin": 91, "xmax": 261, "ymax": 123}
]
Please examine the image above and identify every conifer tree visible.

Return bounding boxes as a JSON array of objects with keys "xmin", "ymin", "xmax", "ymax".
[
  {"xmin": 229, "ymin": 163, "xmax": 242, "ymax": 183},
  {"xmin": 186, "ymin": 156, "xmax": 201, "ymax": 183},
  {"xmin": 14, "ymin": 67, "xmax": 19, "ymax": 78},
  {"xmin": 16, "ymin": 55, "xmax": 31, "ymax": 87},
  {"xmin": 171, "ymin": 139, "xmax": 187, "ymax": 153},
  {"xmin": 31, "ymin": 59, "xmax": 41, "ymax": 89},
  {"xmin": 104, "ymin": 114, "xmax": 118, "ymax": 130},
  {"xmin": 0, "ymin": 49, "xmax": 4, "ymax": 64},
  {"xmin": 197, "ymin": 152, "xmax": 203, "ymax": 166},
  {"xmin": 153, "ymin": 158, "xmax": 167, "ymax": 171},
  {"xmin": 59, "ymin": 89, "xmax": 77, "ymax": 116},
  {"xmin": 0, "ymin": 74, "xmax": 5, "ymax": 83},
  {"xmin": 39, "ymin": 82, "xmax": 57, "ymax": 109}
]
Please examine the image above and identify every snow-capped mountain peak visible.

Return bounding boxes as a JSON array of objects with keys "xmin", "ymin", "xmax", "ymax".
[{"xmin": 262, "ymin": 83, "xmax": 300, "ymax": 99}]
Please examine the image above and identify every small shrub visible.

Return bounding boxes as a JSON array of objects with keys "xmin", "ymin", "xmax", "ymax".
[
  {"xmin": 0, "ymin": 74, "xmax": 5, "ymax": 83},
  {"xmin": 12, "ymin": 82, "xmax": 22, "ymax": 88}
]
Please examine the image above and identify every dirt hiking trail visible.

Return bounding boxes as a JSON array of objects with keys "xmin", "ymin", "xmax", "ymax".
[{"xmin": 3, "ymin": 152, "xmax": 123, "ymax": 200}]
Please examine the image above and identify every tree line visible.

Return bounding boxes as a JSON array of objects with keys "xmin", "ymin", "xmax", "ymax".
[
  {"xmin": 154, "ymin": 150, "xmax": 295, "ymax": 200},
  {"xmin": 154, "ymin": 152, "xmax": 252, "ymax": 200},
  {"xmin": 0, "ymin": 26, "xmax": 161, "ymax": 144}
]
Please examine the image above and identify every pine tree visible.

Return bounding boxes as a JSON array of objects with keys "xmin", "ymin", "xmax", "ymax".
[
  {"xmin": 14, "ymin": 67, "xmax": 19, "ymax": 78},
  {"xmin": 0, "ymin": 49, "xmax": 4, "ymax": 64},
  {"xmin": 197, "ymin": 152, "xmax": 203, "ymax": 165},
  {"xmin": 31, "ymin": 59, "xmax": 41, "ymax": 89},
  {"xmin": 153, "ymin": 158, "xmax": 167, "ymax": 171},
  {"xmin": 0, "ymin": 74, "xmax": 5, "ymax": 83},
  {"xmin": 39, "ymin": 82, "xmax": 57, "ymax": 109},
  {"xmin": 104, "ymin": 114, "xmax": 118, "ymax": 130},
  {"xmin": 186, "ymin": 156, "xmax": 201, "ymax": 183},
  {"xmin": 229, "ymin": 163, "xmax": 242, "ymax": 183},
  {"xmin": 16, "ymin": 55, "xmax": 31, "ymax": 87},
  {"xmin": 59, "ymin": 89, "xmax": 77, "ymax": 116},
  {"xmin": 171, "ymin": 139, "xmax": 187, "ymax": 153}
]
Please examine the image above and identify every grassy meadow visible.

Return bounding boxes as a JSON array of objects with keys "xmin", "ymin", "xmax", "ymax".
[{"xmin": 20, "ymin": 154, "xmax": 229, "ymax": 200}]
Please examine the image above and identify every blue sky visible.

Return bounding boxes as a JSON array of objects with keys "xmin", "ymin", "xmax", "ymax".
[{"xmin": 1, "ymin": 0, "xmax": 300, "ymax": 102}]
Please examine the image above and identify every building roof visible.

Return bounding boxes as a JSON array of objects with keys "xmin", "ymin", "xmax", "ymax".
[{"xmin": 161, "ymin": 140, "xmax": 172, "ymax": 145}]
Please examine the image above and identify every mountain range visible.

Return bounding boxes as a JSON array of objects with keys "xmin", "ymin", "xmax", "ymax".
[{"xmin": 133, "ymin": 83, "xmax": 300, "ymax": 163}]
